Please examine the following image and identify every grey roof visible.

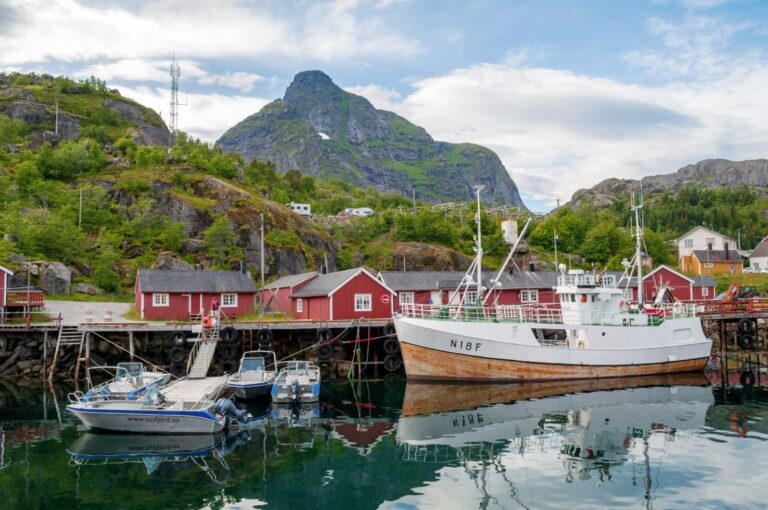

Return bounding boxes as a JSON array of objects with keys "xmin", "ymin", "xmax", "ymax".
[
  {"xmin": 262, "ymin": 271, "xmax": 318, "ymax": 291},
  {"xmin": 750, "ymin": 237, "xmax": 768, "ymax": 258},
  {"xmin": 617, "ymin": 273, "xmax": 714, "ymax": 288},
  {"xmin": 137, "ymin": 269, "xmax": 257, "ymax": 293},
  {"xmin": 379, "ymin": 270, "xmax": 565, "ymax": 292},
  {"xmin": 692, "ymin": 249, "xmax": 742, "ymax": 263},
  {"xmin": 292, "ymin": 268, "xmax": 371, "ymax": 298}
]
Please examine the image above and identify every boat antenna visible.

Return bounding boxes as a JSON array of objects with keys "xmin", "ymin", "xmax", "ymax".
[
  {"xmin": 473, "ymin": 185, "xmax": 485, "ymax": 305},
  {"xmin": 632, "ymin": 188, "xmax": 644, "ymax": 306}
]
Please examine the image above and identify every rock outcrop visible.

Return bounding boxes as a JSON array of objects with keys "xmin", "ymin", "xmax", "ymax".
[
  {"xmin": 39, "ymin": 262, "xmax": 71, "ymax": 295},
  {"xmin": 217, "ymin": 70, "xmax": 526, "ymax": 208}
]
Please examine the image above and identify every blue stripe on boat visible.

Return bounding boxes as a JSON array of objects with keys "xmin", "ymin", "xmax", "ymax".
[{"xmin": 66, "ymin": 405, "xmax": 217, "ymax": 422}]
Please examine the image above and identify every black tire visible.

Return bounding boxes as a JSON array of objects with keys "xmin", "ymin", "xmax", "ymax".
[
  {"xmin": 383, "ymin": 353, "xmax": 403, "ymax": 372},
  {"xmin": 256, "ymin": 328, "xmax": 274, "ymax": 345},
  {"xmin": 383, "ymin": 337, "xmax": 400, "ymax": 354},
  {"xmin": 384, "ymin": 323, "xmax": 396, "ymax": 337},
  {"xmin": 218, "ymin": 343, "xmax": 238, "ymax": 361},
  {"xmin": 740, "ymin": 370, "xmax": 756, "ymax": 387},
  {"xmin": 220, "ymin": 360, "xmax": 235, "ymax": 373},
  {"xmin": 738, "ymin": 318, "xmax": 754, "ymax": 334},
  {"xmin": 169, "ymin": 346, "xmax": 187, "ymax": 363},
  {"xmin": 317, "ymin": 343, "xmax": 333, "ymax": 361},
  {"xmin": 221, "ymin": 326, "xmax": 239, "ymax": 344},
  {"xmin": 317, "ymin": 328, "xmax": 332, "ymax": 343},
  {"xmin": 738, "ymin": 333, "xmax": 755, "ymax": 350},
  {"xmin": 169, "ymin": 361, "xmax": 186, "ymax": 378},
  {"xmin": 170, "ymin": 331, "xmax": 187, "ymax": 347}
]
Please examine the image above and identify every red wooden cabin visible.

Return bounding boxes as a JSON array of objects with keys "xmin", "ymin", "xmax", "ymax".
[
  {"xmin": 619, "ymin": 265, "xmax": 716, "ymax": 303},
  {"xmin": 135, "ymin": 269, "xmax": 257, "ymax": 320},
  {"xmin": 259, "ymin": 272, "xmax": 318, "ymax": 316},
  {"xmin": 290, "ymin": 268, "xmax": 395, "ymax": 321}
]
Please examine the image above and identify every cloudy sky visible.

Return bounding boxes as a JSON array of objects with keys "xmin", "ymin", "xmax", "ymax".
[{"xmin": 2, "ymin": 0, "xmax": 767, "ymax": 210}]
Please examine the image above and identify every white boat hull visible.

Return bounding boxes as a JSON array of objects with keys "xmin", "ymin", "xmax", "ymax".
[
  {"xmin": 66, "ymin": 404, "xmax": 225, "ymax": 434},
  {"xmin": 393, "ymin": 316, "xmax": 712, "ymax": 381}
]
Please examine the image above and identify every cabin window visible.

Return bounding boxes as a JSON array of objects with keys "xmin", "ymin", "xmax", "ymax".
[
  {"xmin": 684, "ymin": 239, "xmax": 693, "ymax": 248},
  {"xmin": 706, "ymin": 237, "xmax": 715, "ymax": 247},
  {"xmin": 296, "ymin": 298, "xmax": 303, "ymax": 313},
  {"xmin": 702, "ymin": 287, "xmax": 709, "ymax": 297},
  {"xmin": 703, "ymin": 263, "xmax": 714, "ymax": 268},
  {"xmin": 623, "ymin": 289, "xmax": 633, "ymax": 300},
  {"xmin": 153, "ymin": 293, "xmax": 169, "ymax": 307},
  {"xmin": 754, "ymin": 262, "xmax": 760, "ymax": 269},
  {"xmin": 465, "ymin": 291, "xmax": 479, "ymax": 305},
  {"xmin": 354, "ymin": 294, "xmax": 372, "ymax": 312},
  {"xmin": 399, "ymin": 292, "xmax": 414, "ymax": 305},
  {"xmin": 521, "ymin": 290, "xmax": 538, "ymax": 303},
  {"xmin": 221, "ymin": 293, "xmax": 238, "ymax": 307}
]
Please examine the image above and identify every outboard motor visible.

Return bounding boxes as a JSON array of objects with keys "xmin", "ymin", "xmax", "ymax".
[
  {"xmin": 290, "ymin": 378, "xmax": 300, "ymax": 402},
  {"xmin": 214, "ymin": 398, "xmax": 249, "ymax": 424}
]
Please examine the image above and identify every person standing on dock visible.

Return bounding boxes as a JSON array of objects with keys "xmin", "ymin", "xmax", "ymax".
[{"xmin": 211, "ymin": 297, "xmax": 220, "ymax": 320}]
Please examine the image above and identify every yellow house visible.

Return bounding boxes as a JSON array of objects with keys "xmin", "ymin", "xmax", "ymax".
[{"xmin": 683, "ymin": 249, "xmax": 743, "ymax": 276}]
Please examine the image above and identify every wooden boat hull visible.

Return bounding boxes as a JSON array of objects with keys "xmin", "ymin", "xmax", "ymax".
[{"xmin": 400, "ymin": 342, "xmax": 709, "ymax": 382}]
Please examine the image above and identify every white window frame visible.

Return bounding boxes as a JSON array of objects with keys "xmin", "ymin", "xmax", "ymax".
[
  {"xmin": 520, "ymin": 290, "xmax": 539, "ymax": 303},
  {"xmin": 153, "ymin": 293, "xmax": 169, "ymax": 307},
  {"xmin": 623, "ymin": 289, "xmax": 634, "ymax": 300},
  {"xmin": 296, "ymin": 298, "xmax": 303, "ymax": 313},
  {"xmin": 221, "ymin": 293, "xmax": 238, "ymax": 307},
  {"xmin": 754, "ymin": 262, "xmax": 760, "ymax": 269},
  {"xmin": 705, "ymin": 237, "xmax": 715, "ymax": 247},
  {"xmin": 465, "ymin": 291, "xmax": 479, "ymax": 305},
  {"xmin": 354, "ymin": 293, "xmax": 372, "ymax": 312},
  {"xmin": 702, "ymin": 287, "xmax": 709, "ymax": 297},
  {"xmin": 703, "ymin": 263, "xmax": 714, "ymax": 268},
  {"xmin": 399, "ymin": 292, "xmax": 414, "ymax": 305},
  {"xmin": 683, "ymin": 239, "xmax": 693, "ymax": 248}
]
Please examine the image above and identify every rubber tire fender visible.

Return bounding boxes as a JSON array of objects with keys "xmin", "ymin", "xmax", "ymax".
[
  {"xmin": 317, "ymin": 328, "xmax": 332, "ymax": 343},
  {"xmin": 221, "ymin": 326, "xmax": 239, "ymax": 344},
  {"xmin": 218, "ymin": 343, "xmax": 238, "ymax": 361},
  {"xmin": 384, "ymin": 323, "xmax": 396, "ymax": 337},
  {"xmin": 316, "ymin": 343, "xmax": 333, "ymax": 361},
  {"xmin": 169, "ymin": 361, "xmax": 187, "ymax": 378},
  {"xmin": 738, "ymin": 318, "xmax": 754, "ymax": 334},
  {"xmin": 740, "ymin": 370, "xmax": 756, "ymax": 387},
  {"xmin": 256, "ymin": 328, "xmax": 274, "ymax": 345},
  {"xmin": 383, "ymin": 353, "xmax": 403, "ymax": 372},
  {"xmin": 169, "ymin": 346, "xmax": 187, "ymax": 363},
  {"xmin": 738, "ymin": 333, "xmax": 755, "ymax": 350},
  {"xmin": 220, "ymin": 360, "xmax": 236, "ymax": 373},
  {"xmin": 383, "ymin": 337, "xmax": 400, "ymax": 354},
  {"xmin": 170, "ymin": 331, "xmax": 187, "ymax": 347}
]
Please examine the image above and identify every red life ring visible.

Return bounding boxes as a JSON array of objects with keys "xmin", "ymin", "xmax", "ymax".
[{"xmin": 619, "ymin": 300, "xmax": 629, "ymax": 312}]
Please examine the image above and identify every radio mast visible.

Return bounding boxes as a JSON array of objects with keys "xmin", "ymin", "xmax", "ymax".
[{"xmin": 169, "ymin": 56, "xmax": 181, "ymax": 147}]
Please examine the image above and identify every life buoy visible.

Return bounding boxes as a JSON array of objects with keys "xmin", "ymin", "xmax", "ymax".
[
  {"xmin": 383, "ymin": 353, "xmax": 403, "ymax": 372},
  {"xmin": 740, "ymin": 370, "xmax": 756, "ymax": 387},
  {"xmin": 619, "ymin": 300, "xmax": 629, "ymax": 312},
  {"xmin": 220, "ymin": 326, "xmax": 239, "ymax": 343},
  {"xmin": 317, "ymin": 328, "xmax": 332, "ymax": 343},
  {"xmin": 169, "ymin": 346, "xmax": 187, "ymax": 363},
  {"xmin": 170, "ymin": 331, "xmax": 187, "ymax": 347},
  {"xmin": 256, "ymin": 328, "xmax": 274, "ymax": 346},
  {"xmin": 218, "ymin": 343, "xmax": 238, "ymax": 361},
  {"xmin": 383, "ymin": 337, "xmax": 400, "ymax": 354},
  {"xmin": 738, "ymin": 333, "xmax": 755, "ymax": 350},
  {"xmin": 738, "ymin": 318, "xmax": 754, "ymax": 334},
  {"xmin": 316, "ymin": 344, "xmax": 333, "ymax": 360}
]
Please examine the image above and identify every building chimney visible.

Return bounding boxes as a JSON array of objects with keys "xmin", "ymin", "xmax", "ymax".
[
  {"xmin": 320, "ymin": 265, "xmax": 328, "ymax": 275},
  {"xmin": 529, "ymin": 262, "xmax": 535, "ymax": 272},
  {"xmin": 240, "ymin": 259, "xmax": 247, "ymax": 274},
  {"xmin": 724, "ymin": 242, "xmax": 729, "ymax": 260}
]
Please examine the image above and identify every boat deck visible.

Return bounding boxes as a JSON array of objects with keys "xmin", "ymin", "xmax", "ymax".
[{"xmin": 162, "ymin": 376, "xmax": 228, "ymax": 402}]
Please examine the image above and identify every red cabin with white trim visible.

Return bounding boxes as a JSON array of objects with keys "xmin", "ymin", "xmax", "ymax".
[
  {"xmin": 135, "ymin": 269, "xmax": 257, "ymax": 320},
  {"xmin": 291, "ymin": 268, "xmax": 395, "ymax": 321},
  {"xmin": 258, "ymin": 272, "xmax": 319, "ymax": 317},
  {"xmin": 0, "ymin": 264, "xmax": 12, "ymax": 320}
]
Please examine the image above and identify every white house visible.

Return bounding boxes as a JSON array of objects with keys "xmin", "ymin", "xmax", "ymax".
[
  {"xmin": 289, "ymin": 202, "xmax": 312, "ymax": 217},
  {"xmin": 344, "ymin": 207, "xmax": 374, "ymax": 217},
  {"xmin": 749, "ymin": 236, "xmax": 768, "ymax": 271},
  {"xmin": 677, "ymin": 226, "xmax": 737, "ymax": 259}
]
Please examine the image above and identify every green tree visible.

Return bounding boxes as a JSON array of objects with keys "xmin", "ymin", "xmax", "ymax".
[{"xmin": 204, "ymin": 215, "xmax": 244, "ymax": 268}]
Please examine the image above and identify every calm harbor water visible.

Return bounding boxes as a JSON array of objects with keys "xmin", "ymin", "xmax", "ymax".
[{"xmin": 1, "ymin": 374, "xmax": 767, "ymax": 510}]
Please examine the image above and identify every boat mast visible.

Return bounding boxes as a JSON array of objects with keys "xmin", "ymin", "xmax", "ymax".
[
  {"xmin": 474, "ymin": 185, "xmax": 485, "ymax": 305},
  {"xmin": 632, "ymin": 189, "xmax": 644, "ymax": 306}
]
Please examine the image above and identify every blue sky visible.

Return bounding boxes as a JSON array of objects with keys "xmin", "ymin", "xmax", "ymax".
[{"xmin": 2, "ymin": 0, "xmax": 767, "ymax": 210}]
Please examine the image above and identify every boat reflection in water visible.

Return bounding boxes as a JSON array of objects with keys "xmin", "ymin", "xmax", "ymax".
[
  {"xmin": 67, "ymin": 432, "xmax": 237, "ymax": 483},
  {"xmin": 395, "ymin": 373, "xmax": 713, "ymax": 508}
]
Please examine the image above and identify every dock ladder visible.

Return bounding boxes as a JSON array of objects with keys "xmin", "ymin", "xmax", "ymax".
[{"xmin": 47, "ymin": 325, "xmax": 85, "ymax": 383}]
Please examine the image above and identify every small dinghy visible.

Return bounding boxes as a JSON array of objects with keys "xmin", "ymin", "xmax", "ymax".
[
  {"xmin": 227, "ymin": 351, "xmax": 278, "ymax": 400},
  {"xmin": 271, "ymin": 361, "xmax": 321, "ymax": 404},
  {"xmin": 83, "ymin": 362, "xmax": 170, "ymax": 401}
]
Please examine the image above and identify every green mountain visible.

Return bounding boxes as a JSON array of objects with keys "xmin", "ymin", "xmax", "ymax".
[{"xmin": 217, "ymin": 70, "xmax": 525, "ymax": 208}]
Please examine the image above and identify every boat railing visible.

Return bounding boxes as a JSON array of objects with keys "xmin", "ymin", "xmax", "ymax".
[
  {"xmin": 399, "ymin": 304, "xmax": 564, "ymax": 324},
  {"xmin": 556, "ymin": 273, "xmax": 614, "ymax": 288}
]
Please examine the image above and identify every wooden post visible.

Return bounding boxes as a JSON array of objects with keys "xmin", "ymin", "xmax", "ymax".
[{"xmin": 129, "ymin": 331, "xmax": 135, "ymax": 361}]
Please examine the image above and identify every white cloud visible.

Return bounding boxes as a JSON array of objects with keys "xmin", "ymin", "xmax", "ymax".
[
  {"xmin": 196, "ymin": 72, "xmax": 265, "ymax": 93},
  {"xmin": 344, "ymin": 84, "xmax": 402, "ymax": 111},
  {"xmin": 0, "ymin": 0, "xmax": 423, "ymax": 67},
  {"xmin": 115, "ymin": 85, "xmax": 272, "ymax": 142}
]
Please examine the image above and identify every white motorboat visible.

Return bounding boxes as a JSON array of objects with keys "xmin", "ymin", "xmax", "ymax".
[
  {"xmin": 393, "ymin": 188, "xmax": 712, "ymax": 381},
  {"xmin": 227, "ymin": 350, "xmax": 278, "ymax": 400},
  {"xmin": 83, "ymin": 362, "xmax": 169, "ymax": 401},
  {"xmin": 271, "ymin": 361, "xmax": 320, "ymax": 404}
]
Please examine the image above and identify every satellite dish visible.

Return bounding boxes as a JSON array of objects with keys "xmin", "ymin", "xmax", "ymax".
[{"xmin": 558, "ymin": 263, "xmax": 567, "ymax": 272}]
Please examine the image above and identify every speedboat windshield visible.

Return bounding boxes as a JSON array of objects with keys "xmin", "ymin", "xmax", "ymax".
[
  {"xmin": 117, "ymin": 362, "xmax": 144, "ymax": 377},
  {"xmin": 241, "ymin": 358, "xmax": 265, "ymax": 373}
]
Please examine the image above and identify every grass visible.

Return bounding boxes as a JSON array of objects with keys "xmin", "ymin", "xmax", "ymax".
[
  {"xmin": 45, "ymin": 292, "xmax": 134, "ymax": 302},
  {"xmin": 714, "ymin": 273, "xmax": 768, "ymax": 294}
]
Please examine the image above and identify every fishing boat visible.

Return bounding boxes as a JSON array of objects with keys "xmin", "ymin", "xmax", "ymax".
[
  {"xmin": 393, "ymin": 187, "xmax": 712, "ymax": 381},
  {"xmin": 83, "ymin": 362, "xmax": 170, "ymax": 401},
  {"xmin": 227, "ymin": 350, "xmax": 278, "ymax": 400},
  {"xmin": 66, "ymin": 382, "xmax": 249, "ymax": 435},
  {"xmin": 271, "ymin": 361, "xmax": 320, "ymax": 404}
]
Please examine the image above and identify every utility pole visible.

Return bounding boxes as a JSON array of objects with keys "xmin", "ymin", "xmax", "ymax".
[
  {"xmin": 260, "ymin": 213, "xmax": 265, "ymax": 293},
  {"xmin": 78, "ymin": 187, "xmax": 83, "ymax": 229},
  {"xmin": 412, "ymin": 188, "xmax": 416, "ymax": 209},
  {"xmin": 554, "ymin": 229, "xmax": 558, "ymax": 270},
  {"xmin": 54, "ymin": 100, "xmax": 59, "ymax": 137}
]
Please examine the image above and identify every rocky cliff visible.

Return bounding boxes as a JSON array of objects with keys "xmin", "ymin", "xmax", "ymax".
[
  {"xmin": 217, "ymin": 70, "xmax": 525, "ymax": 208},
  {"xmin": 569, "ymin": 159, "xmax": 768, "ymax": 208}
]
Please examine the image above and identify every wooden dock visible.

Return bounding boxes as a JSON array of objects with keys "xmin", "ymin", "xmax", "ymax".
[{"xmin": 162, "ymin": 376, "xmax": 229, "ymax": 402}]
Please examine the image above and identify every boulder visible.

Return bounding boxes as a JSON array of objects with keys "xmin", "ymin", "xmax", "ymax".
[
  {"xmin": 154, "ymin": 252, "xmax": 194, "ymax": 270},
  {"xmin": 40, "ymin": 262, "xmax": 71, "ymax": 295},
  {"xmin": 74, "ymin": 282, "xmax": 103, "ymax": 295}
]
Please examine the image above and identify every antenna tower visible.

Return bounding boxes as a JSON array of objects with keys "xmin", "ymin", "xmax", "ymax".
[{"xmin": 169, "ymin": 57, "xmax": 181, "ymax": 146}]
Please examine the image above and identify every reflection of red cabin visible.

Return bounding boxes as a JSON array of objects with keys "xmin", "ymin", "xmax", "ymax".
[
  {"xmin": 619, "ymin": 265, "xmax": 716, "ymax": 302},
  {"xmin": 332, "ymin": 420, "xmax": 394, "ymax": 455},
  {"xmin": 258, "ymin": 272, "xmax": 319, "ymax": 316},
  {"xmin": 290, "ymin": 268, "xmax": 395, "ymax": 321},
  {"xmin": 135, "ymin": 269, "xmax": 257, "ymax": 320}
]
